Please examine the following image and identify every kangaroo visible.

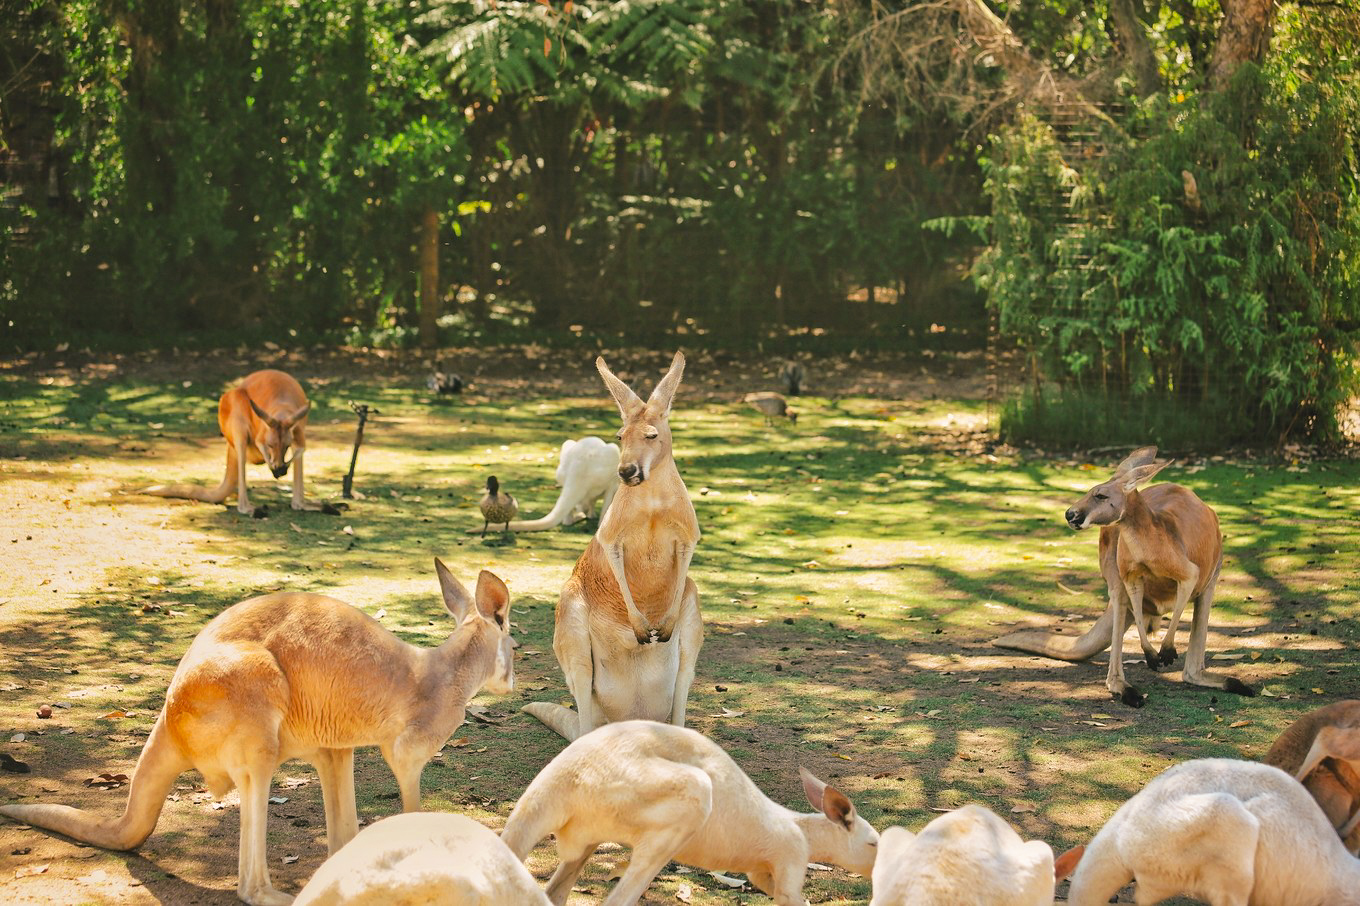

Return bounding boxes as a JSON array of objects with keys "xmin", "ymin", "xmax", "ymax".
[
  {"xmin": 523, "ymin": 352, "xmax": 702, "ymax": 741},
  {"xmin": 494, "ymin": 436, "xmax": 620, "ymax": 532},
  {"xmin": 0, "ymin": 560, "xmax": 516, "ymax": 906},
  {"xmin": 143, "ymin": 369, "xmax": 318, "ymax": 516},
  {"xmin": 870, "ymin": 805, "xmax": 1084, "ymax": 906},
  {"xmin": 994, "ymin": 446, "xmax": 1253, "ymax": 707},
  {"xmin": 1067, "ymin": 758, "xmax": 1360, "ymax": 906},
  {"xmin": 500, "ymin": 720, "xmax": 879, "ymax": 906},
  {"xmin": 1264, "ymin": 700, "xmax": 1360, "ymax": 853},
  {"xmin": 293, "ymin": 812, "xmax": 551, "ymax": 905}
]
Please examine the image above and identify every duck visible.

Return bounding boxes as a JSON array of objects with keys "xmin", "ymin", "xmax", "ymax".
[
  {"xmin": 427, "ymin": 361, "xmax": 464, "ymax": 395},
  {"xmin": 478, "ymin": 476, "xmax": 518, "ymax": 536},
  {"xmin": 743, "ymin": 391, "xmax": 797, "ymax": 426},
  {"xmin": 778, "ymin": 360, "xmax": 805, "ymax": 396}
]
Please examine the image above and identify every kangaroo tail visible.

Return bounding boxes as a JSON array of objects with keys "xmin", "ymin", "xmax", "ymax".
[
  {"xmin": 1064, "ymin": 825, "xmax": 1132, "ymax": 906},
  {"xmin": 993, "ymin": 605, "xmax": 1115, "ymax": 662},
  {"xmin": 504, "ymin": 489, "xmax": 578, "ymax": 532},
  {"xmin": 141, "ymin": 478, "xmax": 232, "ymax": 505},
  {"xmin": 521, "ymin": 702, "xmax": 580, "ymax": 742},
  {"xmin": 0, "ymin": 713, "xmax": 190, "ymax": 850}
]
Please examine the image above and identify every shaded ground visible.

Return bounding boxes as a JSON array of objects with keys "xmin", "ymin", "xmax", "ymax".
[{"xmin": 0, "ymin": 345, "xmax": 1357, "ymax": 904}]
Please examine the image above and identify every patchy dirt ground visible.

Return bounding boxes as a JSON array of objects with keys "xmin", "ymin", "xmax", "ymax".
[{"xmin": 0, "ymin": 345, "xmax": 1357, "ymax": 905}]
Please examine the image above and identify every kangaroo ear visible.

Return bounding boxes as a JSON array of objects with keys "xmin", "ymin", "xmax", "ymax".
[
  {"xmin": 247, "ymin": 395, "xmax": 282, "ymax": 430},
  {"xmin": 474, "ymin": 570, "xmax": 511, "ymax": 628},
  {"xmin": 800, "ymin": 767, "xmax": 855, "ymax": 829},
  {"xmin": 596, "ymin": 356, "xmax": 645, "ymax": 419},
  {"xmin": 434, "ymin": 558, "xmax": 473, "ymax": 622},
  {"xmin": 646, "ymin": 350, "xmax": 686, "ymax": 417},
  {"xmin": 1120, "ymin": 460, "xmax": 1172, "ymax": 492},
  {"xmin": 1053, "ymin": 844, "xmax": 1085, "ymax": 881},
  {"xmin": 1113, "ymin": 445, "xmax": 1159, "ymax": 476},
  {"xmin": 286, "ymin": 400, "xmax": 311, "ymax": 426}
]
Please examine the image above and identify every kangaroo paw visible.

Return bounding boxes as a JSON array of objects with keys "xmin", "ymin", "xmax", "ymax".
[
  {"xmin": 1157, "ymin": 646, "xmax": 1178, "ymax": 668},
  {"xmin": 1116, "ymin": 686, "xmax": 1147, "ymax": 708}
]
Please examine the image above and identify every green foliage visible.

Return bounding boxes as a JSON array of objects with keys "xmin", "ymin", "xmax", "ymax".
[{"xmin": 981, "ymin": 26, "xmax": 1360, "ymax": 447}]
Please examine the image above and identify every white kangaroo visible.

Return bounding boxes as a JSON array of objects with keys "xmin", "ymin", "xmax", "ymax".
[
  {"xmin": 870, "ymin": 805, "xmax": 1084, "ymax": 906},
  {"xmin": 523, "ymin": 352, "xmax": 703, "ymax": 741},
  {"xmin": 293, "ymin": 812, "xmax": 551, "ymax": 906},
  {"xmin": 0, "ymin": 560, "xmax": 516, "ymax": 906},
  {"xmin": 500, "ymin": 720, "xmax": 880, "ymax": 906},
  {"xmin": 495, "ymin": 436, "xmax": 620, "ymax": 532},
  {"xmin": 1067, "ymin": 758, "xmax": 1360, "ymax": 906}
]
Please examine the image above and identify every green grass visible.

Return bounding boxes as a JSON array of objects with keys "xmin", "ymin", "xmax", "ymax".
[{"xmin": 1, "ymin": 351, "xmax": 1358, "ymax": 904}]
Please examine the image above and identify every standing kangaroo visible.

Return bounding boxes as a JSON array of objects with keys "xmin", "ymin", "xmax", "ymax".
[
  {"xmin": 523, "ymin": 352, "xmax": 702, "ymax": 741},
  {"xmin": 143, "ymin": 369, "xmax": 317, "ymax": 516},
  {"xmin": 994, "ymin": 446, "xmax": 1253, "ymax": 707},
  {"xmin": 0, "ymin": 560, "xmax": 516, "ymax": 905}
]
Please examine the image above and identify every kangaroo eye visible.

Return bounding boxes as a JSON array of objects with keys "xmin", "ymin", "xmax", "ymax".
[
  {"xmin": 616, "ymin": 430, "xmax": 624, "ymax": 441},
  {"xmin": 1094, "ymin": 493, "xmax": 1108, "ymax": 501}
]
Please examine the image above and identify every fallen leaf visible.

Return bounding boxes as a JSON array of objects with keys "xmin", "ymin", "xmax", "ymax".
[
  {"xmin": 10, "ymin": 733, "xmax": 25, "ymax": 743},
  {"xmin": 1056, "ymin": 582, "xmax": 1084, "ymax": 596},
  {"xmin": 282, "ymin": 855, "xmax": 299, "ymax": 864},
  {"xmin": 79, "ymin": 869, "xmax": 109, "ymax": 884},
  {"xmin": 1230, "ymin": 720, "xmax": 1251, "ymax": 728},
  {"xmin": 709, "ymin": 872, "xmax": 747, "ymax": 889},
  {"xmin": 833, "ymin": 753, "xmax": 853, "ymax": 761},
  {"xmin": 1090, "ymin": 714, "xmax": 1115, "ymax": 720},
  {"xmin": 675, "ymin": 883, "xmax": 693, "ymax": 903},
  {"xmin": 1314, "ymin": 688, "xmax": 1326, "ymax": 695},
  {"xmin": 924, "ymin": 709, "xmax": 942, "ymax": 718},
  {"xmin": 101, "ymin": 710, "xmax": 128, "ymax": 720},
  {"xmin": 14, "ymin": 863, "xmax": 49, "ymax": 879},
  {"xmin": 450, "ymin": 738, "xmax": 471, "ymax": 749},
  {"xmin": 342, "ymin": 525, "xmax": 354, "ymax": 535},
  {"xmin": 268, "ymin": 796, "xmax": 289, "ymax": 804},
  {"xmin": 807, "ymin": 862, "xmax": 834, "ymax": 871},
  {"xmin": 84, "ymin": 773, "xmax": 129, "ymax": 790},
  {"xmin": 289, "ymin": 523, "xmax": 304, "ymax": 533},
  {"xmin": 374, "ymin": 608, "xmax": 387, "ymax": 620},
  {"xmin": 714, "ymin": 708, "xmax": 745, "ymax": 718},
  {"xmin": 1011, "ymin": 802, "xmax": 1037, "ymax": 813}
]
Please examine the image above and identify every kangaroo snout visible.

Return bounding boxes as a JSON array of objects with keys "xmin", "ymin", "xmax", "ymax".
[
  {"xmin": 619, "ymin": 463, "xmax": 643, "ymax": 485},
  {"xmin": 271, "ymin": 463, "xmax": 290, "ymax": 479},
  {"xmin": 1065, "ymin": 506, "xmax": 1084, "ymax": 529}
]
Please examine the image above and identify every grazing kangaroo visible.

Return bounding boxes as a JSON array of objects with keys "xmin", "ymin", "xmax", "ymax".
[
  {"xmin": 501, "ymin": 720, "xmax": 879, "ymax": 906},
  {"xmin": 994, "ymin": 446, "xmax": 1253, "ymax": 707},
  {"xmin": 497, "ymin": 436, "xmax": 620, "ymax": 532},
  {"xmin": 143, "ymin": 369, "xmax": 317, "ymax": 516},
  {"xmin": 523, "ymin": 352, "xmax": 702, "ymax": 741},
  {"xmin": 1067, "ymin": 758, "xmax": 1360, "ymax": 906},
  {"xmin": 870, "ymin": 805, "xmax": 1083, "ymax": 906},
  {"xmin": 293, "ymin": 812, "xmax": 551, "ymax": 905},
  {"xmin": 0, "ymin": 560, "xmax": 516, "ymax": 906},
  {"xmin": 1264, "ymin": 700, "xmax": 1360, "ymax": 853}
]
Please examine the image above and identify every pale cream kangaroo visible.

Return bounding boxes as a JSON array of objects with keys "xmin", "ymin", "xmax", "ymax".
[
  {"xmin": 293, "ymin": 812, "xmax": 550, "ymax": 905},
  {"xmin": 500, "ymin": 720, "xmax": 879, "ymax": 906},
  {"xmin": 0, "ymin": 560, "xmax": 516, "ymax": 906},
  {"xmin": 1067, "ymin": 758, "xmax": 1360, "ymax": 906},
  {"xmin": 870, "ymin": 805, "xmax": 1083, "ymax": 906},
  {"xmin": 995, "ymin": 446, "xmax": 1253, "ymax": 707},
  {"xmin": 143, "ymin": 368, "xmax": 317, "ymax": 515},
  {"xmin": 524, "ymin": 352, "xmax": 702, "ymax": 740},
  {"xmin": 1264, "ymin": 700, "xmax": 1360, "ymax": 852}
]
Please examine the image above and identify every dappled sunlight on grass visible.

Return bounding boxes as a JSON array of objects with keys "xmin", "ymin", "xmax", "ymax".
[{"xmin": 1, "ymin": 357, "xmax": 1359, "ymax": 904}]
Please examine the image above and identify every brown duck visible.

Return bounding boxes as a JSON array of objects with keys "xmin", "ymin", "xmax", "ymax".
[{"xmin": 479, "ymin": 475, "xmax": 518, "ymax": 536}]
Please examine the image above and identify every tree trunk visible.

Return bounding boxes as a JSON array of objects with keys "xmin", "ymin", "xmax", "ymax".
[
  {"xmin": 419, "ymin": 204, "xmax": 440, "ymax": 348},
  {"xmin": 1107, "ymin": 0, "xmax": 1160, "ymax": 97},
  {"xmin": 1208, "ymin": 0, "xmax": 1275, "ymax": 91}
]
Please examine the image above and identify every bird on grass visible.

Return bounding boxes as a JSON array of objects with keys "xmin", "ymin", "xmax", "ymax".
[
  {"xmin": 779, "ymin": 360, "xmax": 805, "ymax": 396},
  {"xmin": 744, "ymin": 391, "xmax": 797, "ymax": 426},
  {"xmin": 427, "ymin": 361, "xmax": 464, "ymax": 396},
  {"xmin": 479, "ymin": 475, "xmax": 518, "ymax": 536}
]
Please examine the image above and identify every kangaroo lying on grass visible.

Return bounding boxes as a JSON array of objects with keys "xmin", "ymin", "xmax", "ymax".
[
  {"xmin": 470, "ymin": 436, "xmax": 620, "ymax": 533},
  {"xmin": 501, "ymin": 720, "xmax": 879, "ymax": 906},
  {"xmin": 870, "ymin": 805, "xmax": 1083, "ymax": 906},
  {"xmin": 1067, "ymin": 758, "xmax": 1360, "ymax": 906},
  {"xmin": 524, "ymin": 353, "xmax": 702, "ymax": 740},
  {"xmin": 293, "ymin": 812, "xmax": 550, "ymax": 906},
  {"xmin": 143, "ymin": 369, "xmax": 320, "ymax": 516},
  {"xmin": 995, "ymin": 446, "xmax": 1253, "ymax": 707},
  {"xmin": 1264, "ymin": 700, "xmax": 1360, "ymax": 853},
  {"xmin": 0, "ymin": 560, "xmax": 516, "ymax": 906}
]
